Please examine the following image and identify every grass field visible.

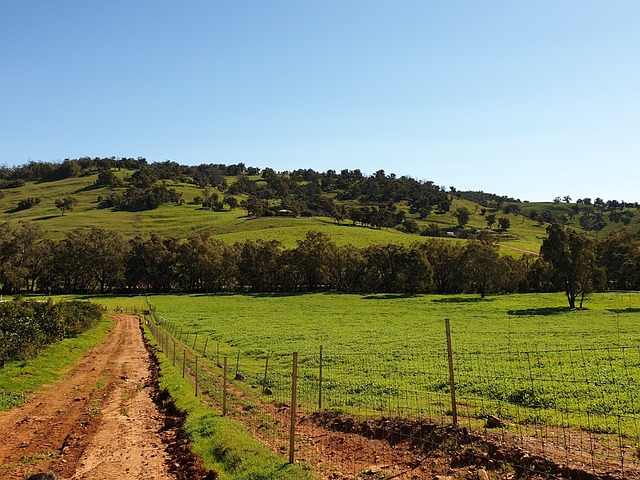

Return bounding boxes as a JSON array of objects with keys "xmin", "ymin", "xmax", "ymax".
[
  {"xmin": 145, "ymin": 291, "xmax": 640, "ymax": 354},
  {"xmin": 136, "ymin": 291, "xmax": 640, "ymax": 451}
]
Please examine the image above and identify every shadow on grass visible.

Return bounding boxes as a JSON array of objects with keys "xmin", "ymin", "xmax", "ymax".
[
  {"xmin": 34, "ymin": 215, "xmax": 59, "ymax": 221},
  {"xmin": 191, "ymin": 292, "xmax": 308, "ymax": 298},
  {"xmin": 508, "ymin": 307, "xmax": 573, "ymax": 316},
  {"xmin": 607, "ymin": 307, "xmax": 640, "ymax": 314},
  {"xmin": 431, "ymin": 297, "xmax": 495, "ymax": 303},
  {"xmin": 363, "ymin": 293, "xmax": 419, "ymax": 300},
  {"xmin": 74, "ymin": 183, "xmax": 101, "ymax": 193}
]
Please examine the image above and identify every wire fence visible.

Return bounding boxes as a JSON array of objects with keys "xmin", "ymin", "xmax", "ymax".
[{"xmin": 144, "ymin": 303, "xmax": 640, "ymax": 479}]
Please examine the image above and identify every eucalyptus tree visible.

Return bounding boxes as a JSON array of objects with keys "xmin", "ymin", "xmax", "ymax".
[
  {"xmin": 0, "ymin": 221, "xmax": 44, "ymax": 293},
  {"xmin": 418, "ymin": 240, "xmax": 465, "ymax": 294},
  {"xmin": 361, "ymin": 244, "xmax": 433, "ymax": 293},
  {"xmin": 125, "ymin": 234, "xmax": 179, "ymax": 292},
  {"xmin": 326, "ymin": 243, "xmax": 366, "ymax": 292},
  {"xmin": 288, "ymin": 231, "xmax": 337, "ymax": 291},
  {"xmin": 596, "ymin": 229, "xmax": 640, "ymax": 290},
  {"xmin": 540, "ymin": 223, "xmax": 605, "ymax": 308},
  {"xmin": 460, "ymin": 240, "xmax": 504, "ymax": 298},
  {"xmin": 234, "ymin": 239, "xmax": 283, "ymax": 292},
  {"xmin": 176, "ymin": 231, "xmax": 237, "ymax": 292},
  {"xmin": 84, "ymin": 227, "xmax": 128, "ymax": 293}
]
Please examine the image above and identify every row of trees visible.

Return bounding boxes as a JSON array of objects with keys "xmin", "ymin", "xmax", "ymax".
[
  {"xmin": 0, "ymin": 300, "xmax": 102, "ymax": 366},
  {"xmin": 0, "ymin": 222, "xmax": 638, "ymax": 304}
]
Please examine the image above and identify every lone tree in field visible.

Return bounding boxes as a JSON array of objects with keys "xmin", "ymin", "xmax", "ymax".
[
  {"xmin": 54, "ymin": 196, "xmax": 78, "ymax": 216},
  {"xmin": 540, "ymin": 223, "xmax": 604, "ymax": 308}
]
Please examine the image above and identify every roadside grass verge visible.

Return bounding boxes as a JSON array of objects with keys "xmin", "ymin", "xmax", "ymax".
[
  {"xmin": 142, "ymin": 322, "xmax": 314, "ymax": 480},
  {"xmin": 0, "ymin": 315, "xmax": 114, "ymax": 410}
]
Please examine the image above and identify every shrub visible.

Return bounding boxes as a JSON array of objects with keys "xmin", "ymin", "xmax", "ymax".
[{"xmin": 0, "ymin": 300, "xmax": 102, "ymax": 367}]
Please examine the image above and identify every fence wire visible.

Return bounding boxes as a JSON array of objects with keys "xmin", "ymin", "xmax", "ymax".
[{"xmin": 145, "ymin": 308, "xmax": 640, "ymax": 479}]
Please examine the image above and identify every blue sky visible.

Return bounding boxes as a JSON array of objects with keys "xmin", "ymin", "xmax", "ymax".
[{"xmin": 2, "ymin": 1, "xmax": 639, "ymax": 202}]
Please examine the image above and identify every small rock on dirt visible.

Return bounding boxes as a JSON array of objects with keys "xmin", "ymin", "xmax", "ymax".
[
  {"xmin": 484, "ymin": 415, "xmax": 505, "ymax": 429},
  {"xmin": 477, "ymin": 468, "xmax": 490, "ymax": 480}
]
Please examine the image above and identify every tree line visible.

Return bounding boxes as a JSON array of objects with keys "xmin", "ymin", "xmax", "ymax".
[{"xmin": 1, "ymin": 222, "xmax": 638, "ymax": 303}]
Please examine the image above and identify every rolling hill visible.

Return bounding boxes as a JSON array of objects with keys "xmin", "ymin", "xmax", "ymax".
[{"xmin": 0, "ymin": 160, "xmax": 638, "ymax": 256}]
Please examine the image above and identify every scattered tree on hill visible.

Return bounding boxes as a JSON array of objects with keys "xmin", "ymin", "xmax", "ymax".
[
  {"xmin": 454, "ymin": 207, "xmax": 471, "ymax": 227},
  {"xmin": 223, "ymin": 195, "xmax": 239, "ymax": 210},
  {"xmin": 401, "ymin": 219, "xmax": 420, "ymax": 234},
  {"xmin": 498, "ymin": 217, "xmax": 511, "ymax": 230},
  {"xmin": 486, "ymin": 214, "xmax": 496, "ymax": 229},
  {"xmin": 579, "ymin": 212, "xmax": 606, "ymax": 232},
  {"xmin": 16, "ymin": 197, "xmax": 41, "ymax": 211},
  {"xmin": 55, "ymin": 196, "xmax": 78, "ymax": 215},
  {"xmin": 95, "ymin": 169, "xmax": 123, "ymax": 187},
  {"xmin": 244, "ymin": 196, "xmax": 269, "ymax": 216}
]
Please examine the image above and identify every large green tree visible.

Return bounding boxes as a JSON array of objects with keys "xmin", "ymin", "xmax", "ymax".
[
  {"xmin": 289, "ymin": 231, "xmax": 337, "ymax": 291},
  {"xmin": 461, "ymin": 240, "xmax": 504, "ymax": 298},
  {"xmin": 540, "ymin": 223, "xmax": 604, "ymax": 308},
  {"xmin": 0, "ymin": 222, "xmax": 44, "ymax": 293}
]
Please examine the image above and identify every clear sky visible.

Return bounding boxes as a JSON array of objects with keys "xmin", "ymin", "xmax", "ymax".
[{"xmin": 2, "ymin": 1, "xmax": 639, "ymax": 202}]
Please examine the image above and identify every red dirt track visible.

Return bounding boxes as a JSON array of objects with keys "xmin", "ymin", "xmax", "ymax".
[{"xmin": 0, "ymin": 315, "xmax": 176, "ymax": 480}]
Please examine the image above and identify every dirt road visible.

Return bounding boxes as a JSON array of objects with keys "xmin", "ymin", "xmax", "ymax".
[{"xmin": 0, "ymin": 315, "xmax": 177, "ymax": 480}]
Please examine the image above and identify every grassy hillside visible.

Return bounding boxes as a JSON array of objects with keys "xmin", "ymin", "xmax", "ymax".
[{"xmin": 1, "ymin": 167, "xmax": 635, "ymax": 254}]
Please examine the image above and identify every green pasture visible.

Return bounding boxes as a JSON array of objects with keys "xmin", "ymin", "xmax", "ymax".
[
  {"xmin": 146, "ymin": 291, "xmax": 640, "ymax": 354},
  {"xmin": 141, "ymin": 291, "xmax": 640, "ymax": 448}
]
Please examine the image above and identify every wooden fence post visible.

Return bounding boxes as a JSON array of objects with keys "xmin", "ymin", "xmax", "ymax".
[
  {"xmin": 223, "ymin": 356, "xmax": 228, "ymax": 416},
  {"xmin": 182, "ymin": 348, "xmax": 186, "ymax": 379},
  {"xmin": 318, "ymin": 345, "xmax": 323, "ymax": 410},
  {"xmin": 172, "ymin": 339, "xmax": 176, "ymax": 366},
  {"xmin": 289, "ymin": 351, "xmax": 298, "ymax": 464},
  {"xmin": 445, "ymin": 318, "xmax": 458, "ymax": 426},
  {"xmin": 203, "ymin": 338, "xmax": 208, "ymax": 357},
  {"xmin": 193, "ymin": 333, "xmax": 198, "ymax": 350},
  {"xmin": 235, "ymin": 351, "xmax": 241, "ymax": 379},
  {"xmin": 195, "ymin": 356, "xmax": 199, "ymax": 397},
  {"xmin": 263, "ymin": 355, "xmax": 270, "ymax": 394}
]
